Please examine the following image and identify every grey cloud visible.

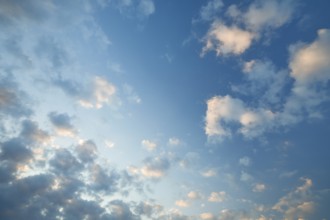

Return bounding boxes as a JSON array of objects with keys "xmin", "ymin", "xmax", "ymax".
[
  {"xmin": 0, "ymin": 124, "xmax": 144, "ymax": 220},
  {"xmin": 0, "ymin": 138, "xmax": 33, "ymax": 162},
  {"xmin": 20, "ymin": 120, "xmax": 50, "ymax": 144},
  {"xmin": 49, "ymin": 149, "xmax": 83, "ymax": 175},
  {"xmin": 75, "ymin": 140, "xmax": 98, "ymax": 163},
  {"xmin": 0, "ymin": 74, "xmax": 32, "ymax": 117},
  {"xmin": 48, "ymin": 111, "xmax": 76, "ymax": 135},
  {"xmin": 141, "ymin": 156, "xmax": 170, "ymax": 179},
  {"xmin": 88, "ymin": 164, "xmax": 119, "ymax": 192}
]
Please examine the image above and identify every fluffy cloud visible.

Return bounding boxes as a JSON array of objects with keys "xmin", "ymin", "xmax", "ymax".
[
  {"xmin": 0, "ymin": 117, "xmax": 149, "ymax": 220},
  {"xmin": 272, "ymin": 178, "xmax": 315, "ymax": 220},
  {"xmin": 205, "ymin": 95, "xmax": 275, "ymax": 140},
  {"xmin": 208, "ymin": 191, "xmax": 227, "ymax": 202},
  {"xmin": 140, "ymin": 157, "xmax": 170, "ymax": 179},
  {"xmin": 239, "ymin": 0, "xmax": 296, "ymax": 31},
  {"xmin": 202, "ymin": 21, "xmax": 255, "ymax": 56},
  {"xmin": 187, "ymin": 191, "xmax": 203, "ymax": 200},
  {"xmin": 200, "ymin": 212, "xmax": 216, "ymax": 220},
  {"xmin": 201, "ymin": 0, "xmax": 296, "ymax": 57},
  {"xmin": 141, "ymin": 139, "xmax": 157, "ymax": 151},
  {"xmin": 48, "ymin": 112, "xmax": 76, "ymax": 137},
  {"xmin": 201, "ymin": 168, "xmax": 217, "ymax": 177},
  {"xmin": 175, "ymin": 199, "xmax": 189, "ymax": 208},
  {"xmin": 253, "ymin": 183, "xmax": 266, "ymax": 192},
  {"xmin": 289, "ymin": 29, "xmax": 330, "ymax": 94}
]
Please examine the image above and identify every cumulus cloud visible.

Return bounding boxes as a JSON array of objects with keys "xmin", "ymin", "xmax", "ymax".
[
  {"xmin": 205, "ymin": 95, "xmax": 275, "ymax": 140},
  {"xmin": 48, "ymin": 112, "xmax": 76, "ymax": 137},
  {"xmin": 141, "ymin": 139, "xmax": 157, "ymax": 151},
  {"xmin": 201, "ymin": 0, "xmax": 296, "ymax": 57},
  {"xmin": 140, "ymin": 157, "xmax": 170, "ymax": 179},
  {"xmin": 175, "ymin": 199, "xmax": 189, "ymax": 208},
  {"xmin": 253, "ymin": 183, "xmax": 266, "ymax": 192},
  {"xmin": 201, "ymin": 21, "xmax": 255, "ymax": 56},
  {"xmin": 75, "ymin": 140, "xmax": 98, "ymax": 163},
  {"xmin": 0, "ymin": 117, "xmax": 149, "ymax": 220},
  {"xmin": 200, "ymin": 212, "xmax": 216, "ymax": 220},
  {"xmin": 289, "ymin": 29, "xmax": 330, "ymax": 98},
  {"xmin": 239, "ymin": 0, "xmax": 296, "ymax": 31},
  {"xmin": 187, "ymin": 191, "xmax": 203, "ymax": 200},
  {"xmin": 208, "ymin": 191, "xmax": 227, "ymax": 202},
  {"xmin": 290, "ymin": 29, "xmax": 330, "ymax": 83},
  {"xmin": 272, "ymin": 178, "xmax": 315, "ymax": 220},
  {"xmin": 201, "ymin": 168, "xmax": 217, "ymax": 177},
  {"xmin": 205, "ymin": 29, "xmax": 330, "ymax": 141}
]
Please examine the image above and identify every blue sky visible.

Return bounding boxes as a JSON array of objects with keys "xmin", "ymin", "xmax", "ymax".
[{"xmin": 0, "ymin": 0, "xmax": 330, "ymax": 219}]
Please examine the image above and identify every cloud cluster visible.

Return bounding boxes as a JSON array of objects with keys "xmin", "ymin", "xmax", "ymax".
[
  {"xmin": 205, "ymin": 28, "xmax": 330, "ymax": 140},
  {"xmin": 205, "ymin": 95, "xmax": 275, "ymax": 140},
  {"xmin": 201, "ymin": 0, "xmax": 296, "ymax": 56}
]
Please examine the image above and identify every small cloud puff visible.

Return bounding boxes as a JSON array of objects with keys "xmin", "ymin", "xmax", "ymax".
[
  {"xmin": 253, "ymin": 183, "xmax": 266, "ymax": 192},
  {"xmin": 48, "ymin": 112, "xmax": 76, "ymax": 137},
  {"xmin": 208, "ymin": 191, "xmax": 227, "ymax": 202},
  {"xmin": 239, "ymin": 156, "xmax": 251, "ymax": 167},
  {"xmin": 141, "ymin": 139, "xmax": 157, "ymax": 151}
]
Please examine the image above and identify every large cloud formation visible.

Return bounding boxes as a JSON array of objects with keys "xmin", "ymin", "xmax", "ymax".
[{"xmin": 205, "ymin": 28, "xmax": 330, "ymax": 141}]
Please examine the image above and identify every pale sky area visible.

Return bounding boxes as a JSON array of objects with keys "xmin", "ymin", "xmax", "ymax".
[{"xmin": 0, "ymin": 0, "xmax": 330, "ymax": 219}]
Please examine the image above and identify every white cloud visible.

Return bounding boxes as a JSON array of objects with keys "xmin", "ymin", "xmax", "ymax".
[
  {"xmin": 201, "ymin": 168, "xmax": 217, "ymax": 177},
  {"xmin": 205, "ymin": 95, "xmax": 245, "ymax": 138},
  {"xmin": 290, "ymin": 29, "xmax": 330, "ymax": 85},
  {"xmin": 242, "ymin": 0, "xmax": 296, "ymax": 31},
  {"xmin": 200, "ymin": 212, "xmax": 216, "ymax": 220},
  {"xmin": 205, "ymin": 95, "xmax": 275, "ymax": 140},
  {"xmin": 253, "ymin": 183, "xmax": 266, "ymax": 192},
  {"xmin": 140, "ymin": 157, "xmax": 170, "ymax": 179},
  {"xmin": 239, "ymin": 156, "xmax": 251, "ymax": 166},
  {"xmin": 187, "ymin": 191, "xmax": 203, "ymax": 200},
  {"xmin": 175, "ymin": 199, "xmax": 189, "ymax": 208},
  {"xmin": 141, "ymin": 139, "xmax": 157, "ymax": 151},
  {"xmin": 208, "ymin": 191, "xmax": 227, "ymax": 202},
  {"xmin": 105, "ymin": 140, "xmax": 115, "ymax": 149},
  {"xmin": 201, "ymin": 21, "xmax": 255, "ymax": 56},
  {"xmin": 272, "ymin": 178, "xmax": 315, "ymax": 220},
  {"xmin": 201, "ymin": 0, "xmax": 296, "ymax": 57}
]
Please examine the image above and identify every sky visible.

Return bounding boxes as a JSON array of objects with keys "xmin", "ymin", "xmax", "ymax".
[{"xmin": 0, "ymin": 0, "xmax": 330, "ymax": 219}]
